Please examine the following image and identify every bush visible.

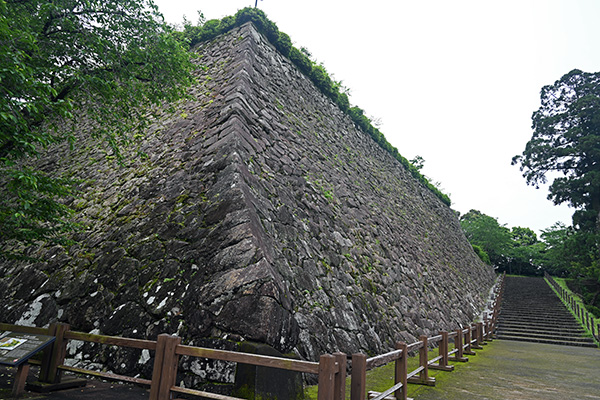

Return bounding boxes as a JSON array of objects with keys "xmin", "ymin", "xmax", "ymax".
[
  {"xmin": 219, "ymin": 16, "xmax": 236, "ymax": 34},
  {"xmin": 472, "ymin": 244, "xmax": 491, "ymax": 264},
  {"xmin": 337, "ymin": 92, "xmax": 350, "ymax": 112},
  {"xmin": 289, "ymin": 47, "xmax": 312, "ymax": 75},
  {"xmin": 310, "ymin": 65, "xmax": 337, "ymax": 101},
  {"xmin": 275, "ymin": 32, "xmax": 292, "ymax": 57}
]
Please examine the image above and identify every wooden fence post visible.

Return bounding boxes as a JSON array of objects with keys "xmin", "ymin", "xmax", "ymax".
[
  {"xmin": 407, "ymin": 335, "xmax": 435, "ymax": 386},
  {"xmin": 477, "ymin": 322, "xmax": 487, "ymax": 346},
  {"xmin": 471, "ymin": 324, "xmax": 483, "ymax": 349},
  {"xmin": 430, "ymin": 331, "xmax": 454, "ymax": 372},
  {"xmin": 150, "ymin": 334, "xmax": 181, "ymax": 400},
  {"xmin": 39, "ymin": 322, "xmax": 70, "ymax": 384},
  {"xmin": 333, "ymin": 353, "xmax": 346, "ymax": 400},
  {"xmin": 395, "ymin": 342, "xmax": 408, "ymax": 400},
  {"xmin": 318, "ymin": 354, "xmax": 336, "ymax": 400},
  {"xmin": 463, "ymin": 328, "xmax": 475, "ymax": 356},
  {"xmin": 449, "ymin": 328, "xmax": 467, "ymax": 362},
  {"xmin": 350, "ymin": 353, "xmax": 366, "ymax": 400}
]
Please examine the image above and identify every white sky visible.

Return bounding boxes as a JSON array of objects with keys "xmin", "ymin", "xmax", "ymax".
[{"xmin": 153, "ymin": 0, "xmax": 600, "ymax": 235}]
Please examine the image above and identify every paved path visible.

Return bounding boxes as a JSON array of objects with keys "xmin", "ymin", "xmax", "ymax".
[{"xmin": 413, "ymin": 339, "xmax": 600, "ymax": 400}]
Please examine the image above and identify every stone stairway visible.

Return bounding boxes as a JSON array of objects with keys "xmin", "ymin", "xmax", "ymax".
[{"xmin": 497, "ymin": 276, "xmax": 597, "ymax": 347}]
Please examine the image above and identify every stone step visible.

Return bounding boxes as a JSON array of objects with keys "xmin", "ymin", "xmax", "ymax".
[
  {"xmin": 499, "ymin": 311, "xmax": 572, "ymax": 318},
  {"xmin": 497, "ymin": 334, "xmax": 597, "ymax": 348},
  {"xmin": 497, "ymin": 276, "xmax": 597, "ymax": 349},
  {"xmin": 497, "ymin": 321, "xmax": 586, "ymax": 334},
  {"xmin": 496, "ymin": 325, "xmax": 587, "ymax": 338},
  {"xmin": 498, "ymin": 315, "xmax": 579, "ymax": 325},
  {"xmin": 500, "ymin": 304, "xmax": 568, "ymax": 311}
]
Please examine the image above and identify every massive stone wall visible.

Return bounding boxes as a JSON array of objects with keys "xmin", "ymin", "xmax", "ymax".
[{"xmin": 0, "ymin": 22, "xmax": 495, "ymax": 385}]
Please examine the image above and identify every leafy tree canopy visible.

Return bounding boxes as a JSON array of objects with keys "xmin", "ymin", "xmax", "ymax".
[
  {"xmin": 460, "ymin": 209, "xmax": 512, "ymax": 266},
  {"xmin": 512, "ymin": 69, "xmax": 600, "ymax": 233},
  {"xmin": 0, "ymin": 0, "xmax": 193, "ymax": 259},
  {"xmin": 460, "ymin": 210, "xmax": 546, "ymax": 275}
]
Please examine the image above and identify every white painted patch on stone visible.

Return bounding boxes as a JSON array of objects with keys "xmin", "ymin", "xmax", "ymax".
[
  {"xmin": 67, "ymin": 340, "xmax": 84, "ymax": 356},
  {"xmin": 147, "ymin": 296, "xmax": 155, "ymax": 305},
  {"xmin": 156, "ymin": 298, "xmax": 167, "ymax": 310},
  {"xmin": 138, "ymin": 349, "xmax": 151, "ymax": 365},
  {"xmin": 14, "ymin": 294, "xmax": 50, "ymax": 326}
]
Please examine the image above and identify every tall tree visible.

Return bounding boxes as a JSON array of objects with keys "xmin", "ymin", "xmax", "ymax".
[
  {"xmin": 512, "ymin": 69, "xmax": 600, "ymax": 236},
  {"xmin": 506, "ymin": 227, "xmax": 544, "ymax": 276},
  {"xmin": 0, "ymin": 0, "xmax": 193, "ymax": 259}
]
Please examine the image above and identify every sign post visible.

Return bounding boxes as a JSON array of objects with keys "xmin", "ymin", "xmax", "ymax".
[{"xmin": 0, "ymin": 330, "xmax": 56, "ymax": 397}]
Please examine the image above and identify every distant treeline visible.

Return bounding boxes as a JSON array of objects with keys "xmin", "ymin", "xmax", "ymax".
[{"xmin": 177, "ymin": 7, "xmax": 451, "ymax": 206}]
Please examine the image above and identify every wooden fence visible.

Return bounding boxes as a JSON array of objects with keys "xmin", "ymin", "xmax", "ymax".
[
  {"xmin": 0, "ymin": 322, "xmax": 342, "ymax": 400},
  {"xmin": 545, "ymin": 272, "xmax": 600, "ymax": 341},
  {"xmin": 1, "ymin": 275, "xmax": 504, "ymax": 399}
]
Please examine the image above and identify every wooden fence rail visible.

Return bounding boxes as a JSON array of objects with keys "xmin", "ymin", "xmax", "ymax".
[
  {"xmin": 544, "ymin": 272, "xmax": 600, "ymax": 341},
  {"xmin": 0, "ymin": 322, "xmax": 342, "ymax": 400},
  {"xmin": 1, "ymin": 274, "xmax": 505, "ymax": 399}
]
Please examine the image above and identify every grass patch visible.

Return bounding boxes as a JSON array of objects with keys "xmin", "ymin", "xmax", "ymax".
[{"xmin": 304, "ymin": 345, "xmax": 487, "ymax": 399}]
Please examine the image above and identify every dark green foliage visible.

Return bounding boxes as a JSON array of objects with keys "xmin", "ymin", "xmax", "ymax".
[
  {"xmin": 513, "ymin": 69, "xmax": 600, "ymax": 222},
  {"xmin": 566, "ymin": 278, "xmax": 600, "ymax": 318},
  {"xmin": 0, "ymin": 0, "xmax": 193, "ymax": 259},
  {"xmin": 289, "ymin": 47, "xmax": 313, "ymax": 75},
  {"xmin": 184, "ymin": 7, "xmax": 452, "ymax": 207},
  {"xmin": 275, "ymin": 32, "xmax": 292, "ymax": 57},
  {"xmin": 337, "ymin": 92, "xmax": 350, "ymax": 113},
  {"xmin": 471, "ymin": 244, "xmax": 491, "ymax": 264},
  {"xmin": 513, "ymin": 69, "xmax": 600, "ymax": 292},
  {"xmin": 310, "ymin": 65, "xmax": 338, "ymax": 102},
  {"xmin": 460, "ymin": 210, "xmax": 512, "ymax": 268}
]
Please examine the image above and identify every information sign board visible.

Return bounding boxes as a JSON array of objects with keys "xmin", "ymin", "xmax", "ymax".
[{"xmin": 0, "ymin": 331, "xmax": 55, "ymax": 366}]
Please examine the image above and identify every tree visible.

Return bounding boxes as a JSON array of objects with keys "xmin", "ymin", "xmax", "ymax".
[
  {"xmin": 460, "ymin": 210, "xmax": 512, "ymax": 267},
  {"xmin": 0, "ymin": 0, "xmax": 193, "ymax": 259},
  {"xmin": 506, "ymin": 227, "xmax": 544, "ymax": 276},
  {"xmin": 460, "ymin": 210, "xmax": 548, "ymax": 275},
  {"xmin": 512, "ymin": 69, "xmax": 600, "ymax": 236}
]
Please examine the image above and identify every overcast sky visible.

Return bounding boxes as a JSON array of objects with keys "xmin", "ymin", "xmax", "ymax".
[{"xmin": 152, "ymin": 0, "xmax": 600, "ymax": 235}]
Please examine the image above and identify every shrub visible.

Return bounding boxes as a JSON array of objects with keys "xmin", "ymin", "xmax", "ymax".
[
  {"xmin": 219, "ymin": 16, "xmax": 236, "ymax": 34},
  {"xmin": 289, "ymin": 47, "xmax": 313, "ymax": 75},
  {"xmin": 275, "ymin": 32, "xmax": 292, "ymax": 57},
  {"xmin": 472, "ymin": 244, "xmax": 491, "ymax": 264},
  {"xmin": 310, "ymin": 65, "xmax": 337, "ymax": 101}
]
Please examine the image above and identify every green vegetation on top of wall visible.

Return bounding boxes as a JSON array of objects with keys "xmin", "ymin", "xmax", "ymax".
[{"xmin": 178, "ymin": 7, "xmax": 451, "ymax": 206}]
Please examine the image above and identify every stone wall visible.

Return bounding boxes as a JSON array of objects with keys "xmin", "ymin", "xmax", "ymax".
[{"xmin": 0, "ymin": 22, "xmax": 495, "ymax": 387}]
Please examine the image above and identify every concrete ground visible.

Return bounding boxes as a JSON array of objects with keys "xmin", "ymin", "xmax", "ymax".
[{"xmin": 413, "ymin": 339, "xmax": 600, "ymax": 400}]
